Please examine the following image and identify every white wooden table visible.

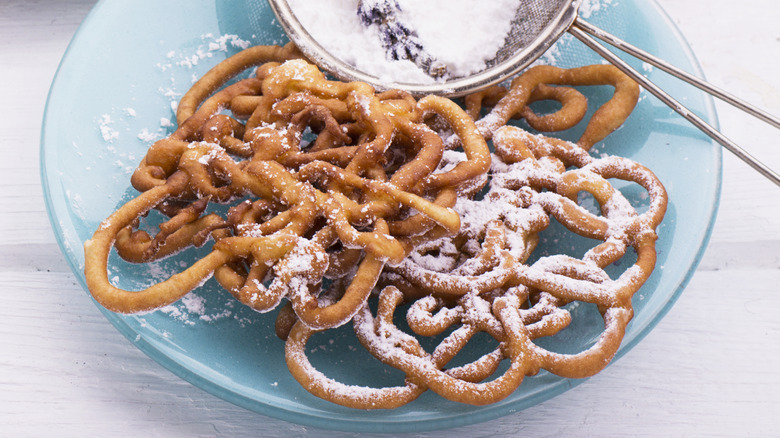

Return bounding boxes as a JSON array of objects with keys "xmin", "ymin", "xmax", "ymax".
[{"xmin": 2, "ymin": 0, "xmax": 778, "ymax": 436}]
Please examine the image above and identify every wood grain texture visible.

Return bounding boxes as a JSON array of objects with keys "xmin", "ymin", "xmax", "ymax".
[{"xmin": 2, "ymin": 0, "xmax": 778, "ymax": 436}]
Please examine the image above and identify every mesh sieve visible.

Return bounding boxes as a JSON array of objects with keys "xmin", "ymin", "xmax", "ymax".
[
  {"xmin": 268, "ymin": 0, "xmax": 580, "ymax": 97},
  {"xmin": 489, "ymin": 0, "xmax": 574, "ymax": 69},
  {"xmin": 266, "ymin": 0, "xmax": 780, "ymax": 186}
]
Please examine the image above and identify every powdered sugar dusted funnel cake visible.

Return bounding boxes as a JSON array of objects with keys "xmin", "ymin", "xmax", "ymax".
[
  {"xmin": 83, "ymin": 38, "xmax": 670, "ymax": 409},
  {"xmin": 268, "ymin": 0, "xmax": 780, "ymax": 186}
]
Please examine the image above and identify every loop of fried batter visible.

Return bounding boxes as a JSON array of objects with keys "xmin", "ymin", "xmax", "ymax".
[{"xmin": 474, "ymin": 64, "xmax": 640, "ymax": 150}]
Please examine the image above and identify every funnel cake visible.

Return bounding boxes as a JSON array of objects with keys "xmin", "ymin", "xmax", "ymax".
[{"xmin": 83, "ymin": 43, "xmax": 667, "ymax": 409}]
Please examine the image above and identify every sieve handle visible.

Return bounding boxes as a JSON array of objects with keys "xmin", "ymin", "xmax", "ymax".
[
  {"xmin": 569, "ymin": 19, "xmax": 780, "ymax": 187},
  {"xmin": 574, "ymin": 18, "xmax": 780, "ymax": 130}
]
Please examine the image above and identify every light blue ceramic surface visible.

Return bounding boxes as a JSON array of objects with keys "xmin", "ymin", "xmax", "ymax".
[{"xmin": 41, "ymin": 0, "xmax": 721, "ymax": 433}]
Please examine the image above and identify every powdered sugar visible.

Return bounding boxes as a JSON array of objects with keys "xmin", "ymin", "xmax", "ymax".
[
  {"xmin": 288, "ymin": 0, "xmax": 520, "ymax": 83},
  {"xmin": 579, "ymin": 0, "xmax": 616, "ymax": 19},
  {"xmin": 158, "ymin": 292, "xmax": 253, "ymax": 326},
  {"xmin": 158, "ymin": 33, "xmax": 251, "ymax": 71},
  {"xmin": 96, "ymin": 33, "xmax": 252, "ymax": 154},
  {"xmin": 98, "ymin": 115, "xmax": 119, "ymax": 143}
]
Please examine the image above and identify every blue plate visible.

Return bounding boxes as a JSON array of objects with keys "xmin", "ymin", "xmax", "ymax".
[{"xmin": 41, "ymin": 0, "xmax": 721, "ymax": 433}]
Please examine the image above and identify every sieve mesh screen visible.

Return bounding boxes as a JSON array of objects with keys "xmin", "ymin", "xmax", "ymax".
[{"xmin": 490, "ymin": 0, "xmax": 571, "ymax": 68}]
